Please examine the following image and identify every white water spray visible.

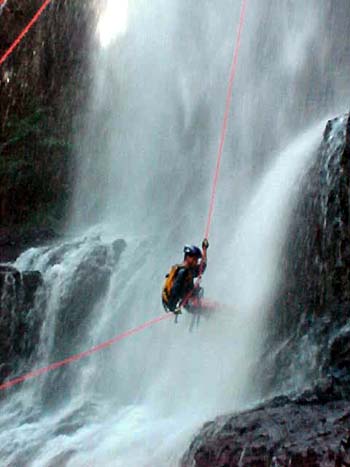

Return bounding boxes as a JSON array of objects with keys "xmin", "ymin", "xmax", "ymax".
[
  {"xmin": 1, "ymin": 1, "xmax": 350, "ymax": 466},
  {"xmin": 97, "ymin": 0, "xmax": 129, "ymax": 47}
]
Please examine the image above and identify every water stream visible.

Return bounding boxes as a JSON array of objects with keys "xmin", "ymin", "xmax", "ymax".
[{"xmin": 1, "ymin": 1, "xmax": 350, "ymax": 465}]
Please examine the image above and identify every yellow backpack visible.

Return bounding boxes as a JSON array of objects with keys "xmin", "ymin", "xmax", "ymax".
[{"xmin": 162, "ymin": 264, "xmax": 181, "ymax": 306}]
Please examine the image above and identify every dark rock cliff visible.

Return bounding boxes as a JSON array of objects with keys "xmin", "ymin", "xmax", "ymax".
[
  {"xmin": 0, "ymin": 0, "xmax": 98, "ymax": 228},
  {"xmin": 261, "ymin": 113, "xmax": 350, "ymax": 397},
  {"xmin": 181, "ymin": 390, "xmax": 350, "ymax": 467}
]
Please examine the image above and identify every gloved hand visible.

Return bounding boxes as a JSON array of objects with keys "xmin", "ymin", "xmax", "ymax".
[{"xmin": 202, "ymin": 238, "xmax": 209, "ymax": 249}]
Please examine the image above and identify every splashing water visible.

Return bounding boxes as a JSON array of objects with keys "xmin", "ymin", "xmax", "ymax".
[{"xmin": 1, "ymin": 1, "xmax": 350, "ymax": 465}]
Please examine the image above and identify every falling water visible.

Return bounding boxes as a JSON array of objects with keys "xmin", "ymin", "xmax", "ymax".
[{"xmin": 1, "ymin": 1, "xmax": 350, "ymax": 466}]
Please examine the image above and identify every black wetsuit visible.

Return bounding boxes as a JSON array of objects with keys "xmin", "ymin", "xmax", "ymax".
[{"xmin": 166, "ymin": 262, "xmax": 207, "ymax": 311}]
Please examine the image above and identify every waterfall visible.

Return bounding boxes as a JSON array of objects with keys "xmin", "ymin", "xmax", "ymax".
[{"xmin": 1, "ymin": 1, "xmax": 350, "ymax": 466}]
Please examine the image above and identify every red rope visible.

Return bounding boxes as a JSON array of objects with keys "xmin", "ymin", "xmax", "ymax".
[
  {"xmin": 204, "ymin": 0, "xmax": 247, "ymax": 240},
  {"xmin": 180, "ymin": 0, "xmax": 248, "ymax": 305},
  {"xmin": 0, "ymin": 0, "xmax": 52, "ymax": 67},
  {"xmin": 0, "ymin": 314, "xmax": 172, "ymax": 391},
  {"xmin": 0, "ymin": 1, "xmax": 248, "ymax": 392}
]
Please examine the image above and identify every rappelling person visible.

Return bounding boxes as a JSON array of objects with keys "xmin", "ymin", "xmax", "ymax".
[{"xmin": 162, "ymin": 239, "xmax": 209, "ymax": 315}]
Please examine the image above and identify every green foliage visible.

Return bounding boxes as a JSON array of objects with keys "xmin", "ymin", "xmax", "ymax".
[
  {"xmin": 40, "ymin": 135, "xmax": 73, "ymax": 151},
  {"xmin": 0, "ymin": 0, "xmax": 94, "ymax": 230},
  {"xmin": 3, "ymin": 108, "xmax": 44, "ymax": 144},
  {"xmin": 1, "ymin": 105, "xmax": 72, "ymax": 154},
  {"xmin": 24, "ymin": 199, "xmax": 68, "ymax": 231},
  {"xmin": 0, "ymin": 105, "xmax": 72, "ymax": 227}
]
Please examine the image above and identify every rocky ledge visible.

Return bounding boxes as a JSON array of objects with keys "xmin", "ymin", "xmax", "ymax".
[
  {"xmin": 181, "ymin": 388, "xmax": 350, "ymax": 467},
  {"xmin": 0, "ymin": 264, "xmax": 44, "ymax": 384},
  {"xmin": 0, "ymin": 227, "xmax": 57, "ymax": 262}
]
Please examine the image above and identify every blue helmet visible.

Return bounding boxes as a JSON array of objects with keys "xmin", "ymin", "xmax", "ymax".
[{"xmin": 183, "ymin": 245, "xmax": 202, "ymax": 258}]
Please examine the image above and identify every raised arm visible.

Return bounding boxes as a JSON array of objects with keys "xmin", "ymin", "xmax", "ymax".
[{"xmin": 197, "ymin": 238, "xmax": 209, "ymax": 276}]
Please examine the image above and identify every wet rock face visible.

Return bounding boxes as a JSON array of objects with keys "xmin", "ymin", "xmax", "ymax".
[
  {"xmin": 282, "ymin": 113, "xmax": 350, "ymax": 313},
  {"xmin": 0, "ymin": 234, "xmax": 127, "ymax": 400},
  {"xmin": 38, "ymin": 237, "xmax": 127, "ymax": 407},
  {"xmin": 0, "ymin": 264, "xmax": 44, "ymax": 382},
  {"xmin": 182, "ymin": 113, "xmax": 350, "ymax": 467},
  {"xmin": 52, "ymin": 239, "xmax": 126, "ymax": 359},
  {"xmin": 181, "ymin": 394, "xmax": 350, "ymax": 467},
  {"xmin": 258, "ymin": 113, "xmax": 350, "ymax": 395},
  {"xmin": 0, "ymin": 0, "xmax": 99, "ymax": 226}
]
